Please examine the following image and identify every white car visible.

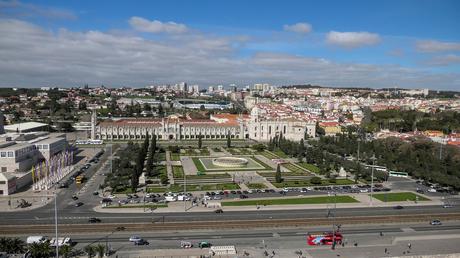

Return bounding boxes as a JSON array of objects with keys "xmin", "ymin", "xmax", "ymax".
[
  {"xmin": 247, "ymin": 190, "xmax": 253, "ymax": 194},
  {"xmin": 108, "ymin": 195, "xmax": 116, "ymax": 199},
  {"xmin": 428, "ymin": 188, "xmax": 437, "ymax": 193},
  {"xmin": 129, "ymin": 236, "xmax": 141, "ymax": 242},
  {"xmin": 213, "ymin": 196, "xmax": 222, "ymax": 200},
  {"xmin": 359, "ymin": 189, "xmax": 369, "ymax": 193}
]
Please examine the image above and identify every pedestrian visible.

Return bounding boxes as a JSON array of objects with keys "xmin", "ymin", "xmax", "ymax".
[
  {"xmin": 272, "ymin": 250, "xmax": 275, "ymax": 255},
  {"xmin": 408, "ymin": 243, "xmax": 411, "ymax": 249},
  {"xmin": 380, "ymin": 231, "xmax": 383, "ymax": 236},
  {"xmin": 354, "ymin": 242, "xmax": 358, "ymax": 247},
  {"xmin": 342, "ymin": 242, "xmax": 345, "ymax": 247},
  {"xmin": 384, "ymin": 248, "xmax": 387, "ymax": 254}
]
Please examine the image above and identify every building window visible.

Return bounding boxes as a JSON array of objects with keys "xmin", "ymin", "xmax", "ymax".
[
  {"xmin": 43, "ymin": 145, "xmax": 49, "ymax": 150},
  {"xmin": 283, "ymin": 125, "xmax": 286, "ymax": 134},
  {"xmin": 7, "ymin": 152, "xmax": 13, "ymax": 157},
  {"xmin": 0, "ymin": 152, "xmax": 5, "ymax": 158},
  {"xmin": 0, "ymin": 180, "xmax": 5, "ymax": 184},
  {"xmin": 269, "ymin": 126, "xmax": 271, "ymax": 134},
  {"xmin": 1, "ymin": 167, "xmax": 6, "ymax": 172}
]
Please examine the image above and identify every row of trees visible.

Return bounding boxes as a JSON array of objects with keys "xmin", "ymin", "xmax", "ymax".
[
  {"xmin": 0, "ymin": 237, "xmax": 106, "ymax": 258},
  {"xmin": 362, "ymin": 110, "xmax": 460, "ymax": 134},
  {"xmin": 308, "ymin": 133, "xmax": 460, "ymax": 188},
  {"xmin": 268, "ymin": 134, "xmax": 306, "ymax": 161}
]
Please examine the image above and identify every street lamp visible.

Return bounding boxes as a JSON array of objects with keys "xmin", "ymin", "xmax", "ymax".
[
  {"xmin": 370, "ymin": 155, "xmax": 377, "ymax": 207},
  {"xmin": 54, "ymin": 190, "xmax": 58, "ymax": 258}
]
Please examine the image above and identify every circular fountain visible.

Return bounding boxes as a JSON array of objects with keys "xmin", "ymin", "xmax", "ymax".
[{"xmin": 212, "ymin": 157, "xmax": 249, "ymax": 168}]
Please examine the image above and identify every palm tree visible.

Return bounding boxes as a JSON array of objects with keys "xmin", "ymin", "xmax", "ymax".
[
  {"xmin": 29, "ymin": 242, "xmax": 51, "ymax": 258},
  {"xmin": 10, "ymin": 237, "xmax": 26, "ymax": 254},
  {"xmin": 84, "ymin": 245, "xmax": 95, "ymax": 258},
  {"xmin": 60, "ymin": 244, "xmax": 73, "ymax": 258},
  {"xmin": 94, "ymin": 244, "xmax": 106, "ymax": 258},
  {"xmin": 0, "ymin": 237, "xmax": 25, "ymax": 254}
]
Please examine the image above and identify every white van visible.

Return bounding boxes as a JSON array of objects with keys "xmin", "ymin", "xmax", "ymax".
[
  {"xmin": 165, "ymin": 196, "xmax": 177, "ymax": 202},
  {"xmin": 26, "ymin": 236, "xmax": 48, "ymax": 245}
]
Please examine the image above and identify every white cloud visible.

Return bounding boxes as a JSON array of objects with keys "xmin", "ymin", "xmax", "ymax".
[
  {"xmin": 0, "ymin": 0, "xmax": 76, "ymax": 20},
  {"xmin": 425, "ymin": 54, "xmax": 460, "ymax": 66},
  {"xmin": 416, "ymin": 40, "xmax": 460, "ymax": 53},
  {"xmin": 283, "ymin": 22, "xmax": 312, "ymax": 34},
  {"xmin": 128, "ymin": 16, "xmax": 188, "ymax": 34},
  {"xmin": 0, "ymin": 19, "xmax": 458, "ymax": 90},
  {"xmin": 326, "ymin": 31, "xmax": 381, "ymax": 48}
]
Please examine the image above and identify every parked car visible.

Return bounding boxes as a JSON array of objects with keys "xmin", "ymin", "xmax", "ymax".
[
  {"xmin": 393, "ymin": 205, "xmax": 404, "ymax": 210},
  {"xmin": 443, "ymin": 204, "xmax": 453, "ymax": 208},
  {"xmin": 239, "ymin": 194, "xmax": 249, "ymax": 199},
  {"xmin": 180, "ymin": 241, "xmax": 193, "ymax": 248},
  {"xmin": 74, "ymin": 202, "xmax": 84, "ymax": 207},
  {"xmin": 72, "ymin": 195, "xmax": 78, "ymax": 200},
  {"xmin": 430, "ymin": 219, "xmax": 442, "ymax": 225},
  {"xmin": 198, "ymin": 241, "xmax": 211, "ymax": 248},
  {"xmin": 214, "ymin": 209, "xmax": 224, "ymax": 213}
]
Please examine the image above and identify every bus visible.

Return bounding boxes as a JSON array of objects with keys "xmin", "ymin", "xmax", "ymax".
[
  {"xmin": 307, "ymin": 232, "xmax": 343, "ymax": 246},
  {"xmin": 389, "ymin": 171, "xmax": 409, "ymax": 178},
  {"xmin": 364, "ymin": 165, "xmax": 388, "ymax": 172}
]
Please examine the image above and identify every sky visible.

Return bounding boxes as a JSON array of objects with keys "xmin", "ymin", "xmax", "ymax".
[{"xmin": 0, "ymin": 0, "xmax": 459, "ymax": 90}]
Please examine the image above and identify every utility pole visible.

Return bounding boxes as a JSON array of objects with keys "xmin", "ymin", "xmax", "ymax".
[
  {"xmin": 357, "ymin": 139, "xmax": 360, "ymax": 162},
  {"xmin": 370, "ymin": 155, "xmax": 376, "ymax": 207},
  {"xmin": 331, "ymin": 191, "xmax": 337, "ymax": 250},
  {"xmin": 184, "ymin": 169, "xmax": 187, "ymax": 211},
  {"xmin": 54, "ymin": 190, "xmax": 59, "ymax": 258}
]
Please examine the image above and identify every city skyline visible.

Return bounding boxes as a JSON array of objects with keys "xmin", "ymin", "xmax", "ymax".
[{"xmin": 0, "ymin": 0, "xmax": 459, "ymax": 89}]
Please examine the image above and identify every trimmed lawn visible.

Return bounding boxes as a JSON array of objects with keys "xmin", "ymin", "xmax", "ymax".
[
  {"xmin": 154, "ymin": 152, "xmax": 167, "ymax": 161},
  {"xmin": 172, "ymin": 166, "xmax": 184, "ymax": 178},
  {"xmin": 192, "ymin": 156, "xmax": 272, "ymax": 172},
  {"xmin": 247, "ymin": 183, "xmax": 267, "ymax": 189},
  {"xmin": 260, "ymin": 151, "xmax": 278, "ymax": 159},
  {"xmin": 258, "ymin": 172, "xmax": 311, "ymax": 177},
  {"xmin": 171, "ymin": 153, "xmax": 181, "ymax": 161},
  {"xmin": 272, "ymin": 179, "xmax": 355, "ymax": 188},
  {"xmin": 273, "ymin": 149, "xmax": 288, "ymax": 158},
  {"xmin": 372, "ymin": 192, "xmax": 430, "ymax": 202},
  {"xmin": 146, "ymin": 186, "xmax": 168, "ymax": 193},
  {"xmin": 103, "ymin": 204, "xmax": 168, "ymax": 209},
  {"xmin": 186, "ymin": 173, "xmax": 231, "ymax": 180},
  {"xmin": 297, "ymin": 163, "xmax": 321, "ymax": 174},
  {"xmin": 281, "ymin": 163, "xmax": 311, "ymax": 175},
  {"xmin": 222, "ymin": 196, "xmax": 358, "ymax": 206}
]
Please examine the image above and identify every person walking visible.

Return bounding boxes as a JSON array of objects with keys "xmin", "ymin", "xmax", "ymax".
[
  {"xmin": 384, "ymin": 248, "xmax": 387, "ymax": 254},
  {"xmin": 408, "ymin": 243, "xmax": 411, "ymax": 249}
]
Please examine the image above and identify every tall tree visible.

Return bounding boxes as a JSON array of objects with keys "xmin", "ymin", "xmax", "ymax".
[
  {"xmin": 94, "ymin": 244, "xmax": 106, "ymax": 258},
  {"xmin": 29, "ymin": 242, "xmax": 51, "ymax": 258},
  {"xmin": 275, "ymin": 164, "xmax": 283, "ymax": 183},
  {"xmin": 226, "ymin": 132, "xmax": 231, "ymax": 148},
  {"xmin": 198, "ymin": 132, "xmax": 202, "ymax": 149},
  {"xmin": 84, "ymin": 245, "xmax": 95, "ymax": 258}
]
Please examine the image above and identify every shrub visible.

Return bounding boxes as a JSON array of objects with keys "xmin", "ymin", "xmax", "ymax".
[{"xmin": 310, "ymin": 176, "xmax": 322, "ymax": 185}]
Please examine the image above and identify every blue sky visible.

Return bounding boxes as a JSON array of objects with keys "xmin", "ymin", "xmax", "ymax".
[{"xmin": 0, "ymin": 0, "xmax": 459, "ymax": 89}]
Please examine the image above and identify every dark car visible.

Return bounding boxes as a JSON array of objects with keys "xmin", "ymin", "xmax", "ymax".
[
  {"xmin": 239, "ymin": 194, "xmax": 249, "ymax": 199},
  {"xmin": 93, "ymin": 191, "xmax": 99, "ymax": 196},
  {"xmin": 74, "ymin": 202, "xmax": 84, "ymax": 207},
  {"xmin": 214, "ymin": 209, "xmax": 224, "ymax": 213},
  {"xmin": 393, "ymin": 205, "xmax": 404, "ymax": 210},
  {"xmin": 88, "ymin": 217, "xmax": 101, "ymax": 223},
  {"xmin": 72, "ymin": 195, "xmax": 79, "ymax": 200},
  {"xmin": 134, "ymin": 239, "xmax": 149, "ymax": 245}
]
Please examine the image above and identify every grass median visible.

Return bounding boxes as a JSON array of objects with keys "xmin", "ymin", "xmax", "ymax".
[
  {"xmin": 222, "ymin": 195, "xmax": 358, "ymax": 206},
  {"xmin": 371, "ymin": 192, "xmax": 430, "ymax": 202}
]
